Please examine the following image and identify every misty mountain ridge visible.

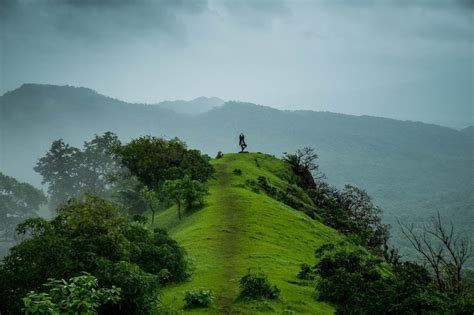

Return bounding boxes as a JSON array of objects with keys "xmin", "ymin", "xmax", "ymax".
[
  {"xmin": 5, "ymin": 83, "xmax": 470, "ymax": 130},
  {"xmin": 156, "ymin": 96, "xmax": 225, "ymax": 115},
  {"xmin": 1, "ymin": 83, "xmax": 472, "ymax": 256}
]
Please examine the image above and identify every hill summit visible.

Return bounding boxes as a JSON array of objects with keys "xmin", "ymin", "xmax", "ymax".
[{"xmin": 154, "ymin": 152, "xmax": 344, "ymax": 313}]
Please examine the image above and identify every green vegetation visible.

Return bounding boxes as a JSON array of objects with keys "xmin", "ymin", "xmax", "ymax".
[
  {"xmin": 183, "ymin": 289, "xmax": 215, "ymax": 308},
  {"xmin": 239, "ymin": 271, "xmax": 280, "ymax": 300},
  {"xmin": 34, "ymin": 132, "xmax": 122, "ymax": 210},
  {"xmin": 115, "ymin": 136, "xmax": 213, "ymax": 189},
  {"xmin": 305, "ymin": 242, "xmax": 473, "ymax": 314},
  {"xmin": 2, "ymin": 85, "xmax": 472, "ymax": 263},
  {"xmin": 284, "ymin": 147, "xmax": 390, "ymax": 256},
  {"xmin": 1, "ymin": 130, "xmax": 472, "ymax": 314},
  {"xmin": 0, "ymin": 195, "xmax": 188, "ymax": 314},
  {"xmin": 153, "ymin": 153, "xmax": 341, "ymax": 313},
  {"xmin": 23, "ymin": 273, "xmax": 121, "ymax": 314},
  {"xmin": 0, "ymin": 172, "xmax": 47, "ymax": 240},
  {"xmin": 164, "ymin": 175, "xmax": 208, "ymax": 221}
]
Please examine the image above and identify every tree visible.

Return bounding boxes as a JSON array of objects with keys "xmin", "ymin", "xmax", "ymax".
[
  {"xmin": 80, "ymin": 131, "xmax": 123, "ymax": 197},
  {"xmin": 0, "ymin": 172, "xmax": 47, "ymax": 239},
  {"xmin": 139, "ymin": 186, "xmax": 160, "ymax": 224},
  {"xmin": 23, "ymin": 273, "xmax": 121, "ymax": 315},
  {"xmin": 115, "ymin": 136, "xmax": 213, "ymax": 190},
  {"xmin": 34, "ymin": 132, "xmax": 123, "ymax": 210},
  {"xmin": 312, "ymin": 244, "xmax": 451, "ymax": 314},
  {"xmin": 399, "ymin": 212, "xmax": 471, "ymax": 294},
  {"xmin": 283, "ymin": 148, "xmax": 390, "ymax": 256},
  {"xmin": 164, "ymin": 175, "xmax": 208, "ymax": 220},
  {"xmin": 283, "ymin": 147, "xmax": 321, "ymax": 189},
  {"xmin": 34, "ymin": 139, "xmax": 82, "ymax": 209},
  {"xmin": 339, "ymin": 184, "xmax": 390, "ymax": 255},
  {"xmin": 0, "ymin": 195, "xmax": 188, "ymax": 314}
]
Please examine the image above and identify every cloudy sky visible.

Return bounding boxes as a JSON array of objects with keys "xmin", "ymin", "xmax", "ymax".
[{"xmin": 1, "ymin": 0, "xmax": 472, "ymax": 128}]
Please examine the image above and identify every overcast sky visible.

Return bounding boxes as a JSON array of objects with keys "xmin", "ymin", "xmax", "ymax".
[{"xmin": 1, "ymin": 0, "xmax": 472, "ymax": 128}]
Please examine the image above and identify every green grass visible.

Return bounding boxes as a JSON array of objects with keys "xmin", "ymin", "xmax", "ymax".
[{"xmin": 153, "ymin": 153, "xmax": 344, "ymax": 314}]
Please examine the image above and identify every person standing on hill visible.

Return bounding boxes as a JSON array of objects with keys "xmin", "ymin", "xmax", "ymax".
[{"xmin": 239, "ymin": 132, "xmax": 247, "ymax": 153}]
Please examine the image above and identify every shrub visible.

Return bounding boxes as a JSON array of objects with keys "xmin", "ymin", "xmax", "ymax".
[
  {"xmin": 183, "ymin": 288, "xmax": 214, "ymax": 308},
  {"xmin": 23, "ymin": 273, "xmax": 121, "ymax": 315},
  {"xmin": 216, "ymin": 151, "xmax": 224, "ymax": 159},
  {"xmin": 239, "ymin": 271, "xmax": 280, "ymax": 300},
  {"xmin": 257, "ymin": 176, "xmax": 277, "ymax": 196},
  {"xmin": 116, "ymin": 136, "xmax": 213, "ymax": 188},
  {"xmin": 233, "ymin": 168, "xmax": 243, "ymax": 175},
  {"xmin": 312, "ymin": 244, "xmax": 469, "ymax": 314},
  {"xmin": 0, "ymin": 196, "xmax": 188, "ymax": 314},
  {"xmin": 246, "ymin": 179, "xmax": 260, "ymax": 193},
  {"xmin": 297, "ymin": 263, "xmax": 315, "ymax": 280}
]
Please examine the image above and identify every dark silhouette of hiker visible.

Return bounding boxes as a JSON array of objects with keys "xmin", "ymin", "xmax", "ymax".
[{"xmin": 239, "ymin": 132, "xmax": 247, "ymax": 152}]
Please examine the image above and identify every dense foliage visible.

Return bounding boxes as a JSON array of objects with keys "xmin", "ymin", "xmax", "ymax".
[
  {"xmin": 183, "ymin": 288, "xmax": 214, "ymax": 308},
  {"xmin": 284, "ymin": 148, "xmax": 389, "ymax": 255},
  {"xmin": 306, "ymin": 243, "xmax": 474, "ymax": 314},
  {"xmin": 3, "ymin": 86, "xmax": 472, "ymax": 262},
  {"xmin": 34, "ymin": 132, "xmax": 123, "ymax": 210},
  {"xmin": 287, "ymin": 148, "xmax": 473, "ymax": 313},
  {"xmin": 0, "ymin": 195, "xmax": 188, "ymax": 314},
  {"xmin": 0, "ymin": 172, "xmax": 46, "ymax": 239},
  {"xmin": 23, "ymin": 273, "xmax": 121, "ymax": 314},
  {"xmin": 114, "ymin": 136, "xmax": 212, "ymax": 220},
  {"xmin": 239, "ymin": 271, "xmax": 280, "ymax": 300},
  {"xmin": 164, "ymin": 175, "xmax": 208, "ymax": 220},
  {"xmin": 115, "ymin": 136, "xmax": 213, "ymax": 189}
]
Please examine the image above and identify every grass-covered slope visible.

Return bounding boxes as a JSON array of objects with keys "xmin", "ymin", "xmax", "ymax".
[{"xmin": 154, "ymin": 153, "xmax": 345, "ymax": 314}]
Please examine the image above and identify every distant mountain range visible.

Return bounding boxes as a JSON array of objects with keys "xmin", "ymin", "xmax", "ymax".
[
  {"xmin": 1, "ymin": 83, "xmax": 472, "ymax": 258},
  {"xmin": 155, "ymin": 96, "xmax": 225, "ymax": 115}
]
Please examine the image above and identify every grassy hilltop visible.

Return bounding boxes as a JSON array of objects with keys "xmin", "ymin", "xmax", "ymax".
[{"xmin": 152, "ymin": 153, "xmax": 346, "ymax": 314}]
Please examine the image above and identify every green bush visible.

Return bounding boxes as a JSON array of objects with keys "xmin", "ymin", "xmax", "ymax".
[
  {"xmin": 216, "ymin": 151, "xmax": 224, "ymax": 159},
  {"xmin": 183, "ymin": 288, "xmax": 214, "ymax": 308},
  {"xmin": 116, "ymin": 136, "xmax": 213, "ymax": 188},
  {"xmin": 246, "ymin": 179, "xmax": 260, "ymax": 193},
  {"xmin": 233, "ymin": 168, "xmax": 243, "ymax": 175},
  {"xmin": 312, "ymin": 244, "xmax": 474, "ymax": 314},
  {"xmin": 239, "ymin": 271, "xmax": 280, "ymax": 300},
  {"xmin": 297, "ymin": 263, "xmax": 315, "ymax": 280},
  {"xmin": 257, "ymin": 176, "xmax": 277, "ymax": 196},
  {"xmin": 23, "ymin": 273, "xmax": 120, "ymax": 315},
  {"xmin": 0, "ymin": 195, "xmax": 188, "ymax": 314}
]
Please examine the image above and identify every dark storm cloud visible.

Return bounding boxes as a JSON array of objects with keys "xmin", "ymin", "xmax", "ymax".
[{"xmin": 0, "ymin": 0, "xmax": 208, "ymax": 42}]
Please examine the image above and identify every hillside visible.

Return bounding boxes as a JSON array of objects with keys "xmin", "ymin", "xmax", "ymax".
[
  {"xmin": 156, "ymin": 97, "xmax": 225, "ymax": 115},
  {"xmin": 152, "ymin": 153, "xmax": 344, "ymax": 313},
  {"xmin": 1, "ymin": 84, "xmax": 472, "ymax": 259}
]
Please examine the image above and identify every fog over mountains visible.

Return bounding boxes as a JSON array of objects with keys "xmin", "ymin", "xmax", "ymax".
[{"xmin": 1, "ymin": 83, "xmax": 473, "ymax": 252}]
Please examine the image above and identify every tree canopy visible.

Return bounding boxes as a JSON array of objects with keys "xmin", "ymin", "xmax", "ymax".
[
  {"xmin": 0, "ymin": 172, "xmax": 46, "ymax": 239},
  {"xmin": 115, "ymin": 136, "xmax": 213, "ymax": 190},
  {"xmin": 0, "ymin": 195, "xmax": 188, "ymax": 314},
  {"xmin": 34, "ymin": 132, "xmax": 123, "ymax": 210}
]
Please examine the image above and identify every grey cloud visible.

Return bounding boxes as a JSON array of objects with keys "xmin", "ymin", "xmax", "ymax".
[
  {"xmin": 1, "ymin": 0, "xmax": 209, "ymax": 42},
  {"xmin": 1, "ymin": 0, "xmax": 472, "ymax": 128}
]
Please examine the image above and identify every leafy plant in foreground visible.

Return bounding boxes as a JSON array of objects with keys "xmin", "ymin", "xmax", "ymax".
[
  {"xmin": 23, "ymin": 273, "xmax": 120, "ymax": 315},
  {"xmin": 0, "ymin": 195, "xmax": 188, "ymax": 314}
]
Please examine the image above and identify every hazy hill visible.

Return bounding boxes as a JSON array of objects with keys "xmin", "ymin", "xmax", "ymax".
[
  {"xmin": 156, "ymin": 96, "xmax": 224, "ymax": 115},
  {"xmin": 1, "ymin": 84, "xmax": 472, "ymax": 257},
  {"xmin": 154, "ymin": 153, "xmax": 341, "ymax": 313}
]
